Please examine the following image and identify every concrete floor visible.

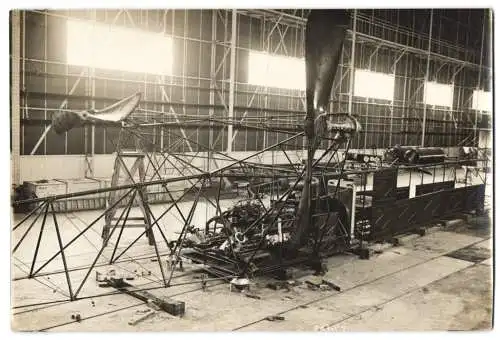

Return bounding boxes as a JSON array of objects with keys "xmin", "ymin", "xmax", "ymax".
[
  {"xmin": 11, "ymin": 169, "xmax": 493, "ymax": 332},
  {"xmin": 11, "ymin": 214, "xmax": 493, "ymax": 332}
]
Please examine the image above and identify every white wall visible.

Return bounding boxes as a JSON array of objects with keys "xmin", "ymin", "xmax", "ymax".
[
  {"xmin": 20, "ymin": 155, "xmax": 88, "ymax": 182},
  {"xmin": 17, "ymin": 149, "xmax": 375, "ymax": 183},
  {"xmin": 19, "ymin": 147, "xmax": 462, "ymax": 183},
  {"xmin": 19, "ymin": 150, "xmax": 311, "ymax": 183}
]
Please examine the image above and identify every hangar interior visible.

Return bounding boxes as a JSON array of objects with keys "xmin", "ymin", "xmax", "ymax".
[{"xmin": 10, "ymin": 8, "xmax": 493, "ymax": 331}]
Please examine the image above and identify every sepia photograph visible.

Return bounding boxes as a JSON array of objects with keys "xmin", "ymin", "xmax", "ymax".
[{"xmin": 8, "ymin": 3, "xmax": 494, "ymax": 333}]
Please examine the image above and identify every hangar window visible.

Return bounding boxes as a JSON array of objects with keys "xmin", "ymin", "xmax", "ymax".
[
  {"xmin": 424, "ymin": 81, "xmax": 454, "ymax": 107},
  {"xmin": 66, "ymin": 19, "xmax": 173, "ymax": 75},
  {"xmin": 472, "ymin": 89, "xmax": 492, "ymax": 112},
  {"xmin": 247, "ymin": 51, "xmax": 305, "ymax": 90},
  {"xmin": 354, "ymin": 69, "xmax": 395, "ymax": 101}
]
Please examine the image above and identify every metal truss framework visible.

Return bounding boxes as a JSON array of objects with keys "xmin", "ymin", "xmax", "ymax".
[
  {"xmin": 12, "ymin": 122, "xmax": 352, "ymax": 303},
  {"xmin": 12, "ymin": 118, "xmax": 490, "ymax": 309}
]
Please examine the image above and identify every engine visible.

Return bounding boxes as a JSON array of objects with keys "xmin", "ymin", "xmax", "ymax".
[{"xmin": 184, "ymin": 196, "xmax": 299, "ymax": 259}]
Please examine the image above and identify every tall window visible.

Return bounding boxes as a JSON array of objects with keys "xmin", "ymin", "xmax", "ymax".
[
  {"xmin": 66, "ymin": 19, "xmax": 173, "ymax": 75},
  {"xmin": 472, "ymin": 89, "xmax": 492, "ymax": 112},
  {"xmin": 247, "ymin": 51, "xmax": 305, "ymax": 90},
  {"xmin": 424, "ymin": 81, "xmax": 454, "ymax": 107},
  {"xmin": 354, "ymin": 69, "xmax": 395, "ymax": 101}
]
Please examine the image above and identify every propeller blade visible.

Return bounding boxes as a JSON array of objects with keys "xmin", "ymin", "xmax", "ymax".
[
  {"xmin": 290, "ymin": 9, "xmax": 350, "ymax": 251},
  {"xmin": 305, "ymin": 9, "xmax": 350, "ymax": 117},
  {"xmin": 51, "ymin": 92, "xmax": 141, "ymax": 134},
  {"xmin": 85, "ymin": 92, "xmax": 141, "ymax": 123}
]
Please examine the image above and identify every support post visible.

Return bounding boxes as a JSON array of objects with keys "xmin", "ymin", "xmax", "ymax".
[
  {"xmin": 11, "ymin": 10, "xmax": 21, "ymax": 186},
  {"xmin": 208, "ymin": 9, "xmax": 217, "ymax": 171},
  {"xmin": 348, "ymin": 10, "xmax": 357, "ymax": 116},
  {"xmin": 421, "ymin": 9, "xmax": 433, "ymax": 147},
  {"xmin": 227, "ymin": 9, "xmax": 237, "ymax": 153},
  {"xmin": 474, "ymin": 12, "xmax": 487, "ymax": 144}
]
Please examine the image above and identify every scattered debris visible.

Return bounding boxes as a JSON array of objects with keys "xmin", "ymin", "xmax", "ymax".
[
  {"xmin": 106, "ymin": 277, "xmax": 185, "ymax": 316},
  {"xmin": 200, "ymin": 274, "xmax": 208, "ymax": 291},
  {"xmin": 166, "ymin": 255, "xmax": 184, "ymax": 272},
  {"xmin": 321, "ymin": 279, "xmax": 341, "ymax": 292},
  {"xmin": 305, "ymin": 276, "xmax": 323, "ymax": 290},
  {"xmin": 245, "ymin": 293, "xmax": 261, "ymax": 300},
  {"xmin": 97, "ymin": 269, "xmax": 136, "ymax": 283},
  {"xmin": 265, "ymin": 315, "xmax": 285, "ymax": 321},
  {"xmin": 306, "ymin": 284, "xmax": 319, "ymax": 291},
  {"xmin": 230, "ymin": 278, "xmax": 250, "ymax": 292},
  {"xmin": 137, "ymin": 308, "xmax": 152, "ymax": 314},
  {"xmin": 303, "ymin": 276, "xmax": 342, "ymax": 292},
  {"xmin": 422, "ymin": 287, "xmax": 429, "ymax": 293},
  {"xmin": 128, "ymin": 310, "xmax": 156, "ymax": 326},
  {"xmin": 440, "ymin": 219, "xmax": 464, "ymax": 227},
  {"xmin": 266, "ymin": 280, "xmax": 288, "ymax": 291},
  {"xmin": 319, "ymin": 284, "xmax": 331, "ymax": 291},
  {"xmin": 299, "ymin": 305, "xmax": 308, "ymax": 309}
]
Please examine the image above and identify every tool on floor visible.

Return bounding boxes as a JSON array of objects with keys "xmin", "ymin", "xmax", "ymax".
[
  {"xmin": 230, "ymin": 278, "xmax": 250, "ymax": 292},
  {"xmin": 128, "ymin": 310, "xmax": 156, "ymax": 326},
  {"xmin": 106, "ymin": 277, "xmax": 185, "ymax": 316},
  {"xmin": 245, "ymin": 293, "xmax": 261, "ymax": 300},
  {"xmin": 265, "ymin": 315, "xmax": 285, "ymax": 321},
  {"xmin": 321, "ymin": 279, "xmax": 341, "ymax": 291},
  {"xmin": 305, "ymin": 277, "xmax": 342, "ymax": 292}
]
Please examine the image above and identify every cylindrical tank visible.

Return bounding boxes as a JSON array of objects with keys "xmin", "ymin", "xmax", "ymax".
[
  {"xmin": 409, "ymin": 147, "xmax": 446, "ymax": 164},
  {"xmin": 384, "ymin": 146, "xmax": 445, "ymax": 165}
]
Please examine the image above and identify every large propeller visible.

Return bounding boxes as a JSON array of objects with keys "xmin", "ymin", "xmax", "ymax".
[{"xmin": 288, "ymin": 9, "xmax": 352, "ymax": 250}]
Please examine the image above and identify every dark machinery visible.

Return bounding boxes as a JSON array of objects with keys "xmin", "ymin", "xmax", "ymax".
[{"xmin": 384, "ymin": 145, "xmax": 446, "ymax": 165}]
